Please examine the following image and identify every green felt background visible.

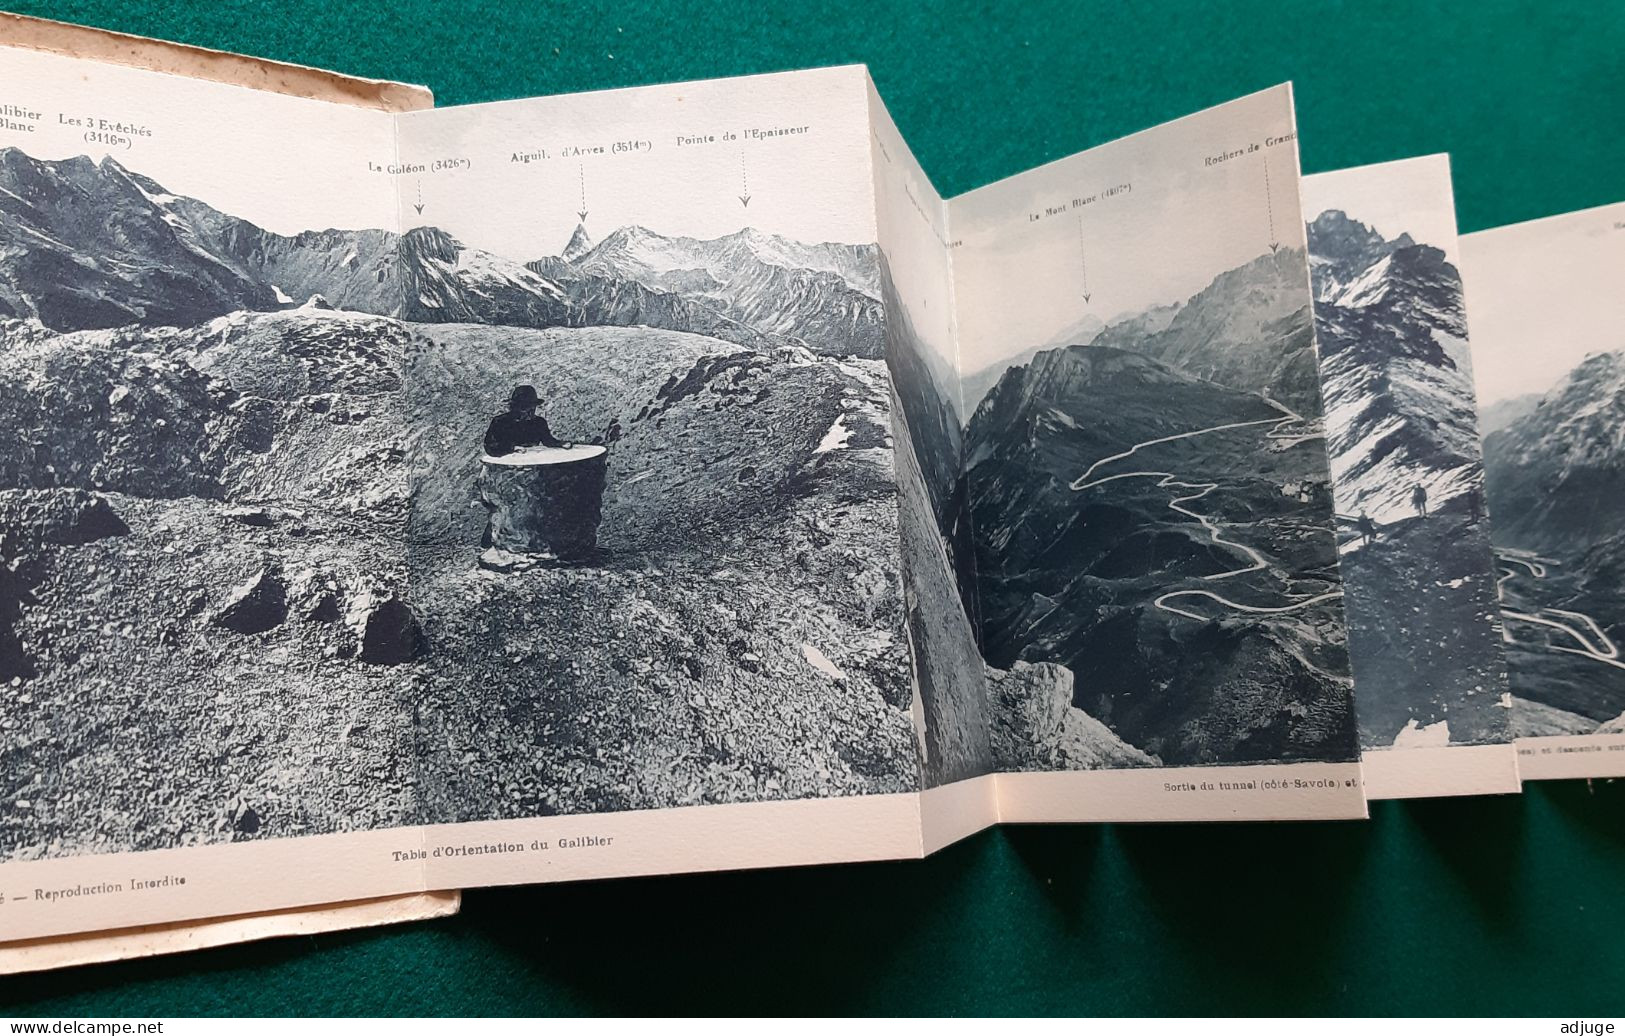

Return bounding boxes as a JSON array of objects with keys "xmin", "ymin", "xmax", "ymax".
[{"xmin": 3, "ymin": 0, "xmax": 1624, "ymax": 1016}]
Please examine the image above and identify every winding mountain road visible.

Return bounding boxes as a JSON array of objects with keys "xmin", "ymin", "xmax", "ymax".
[
  {"xmin": 1070, "ymin": 398, "xmax": 1343, "ymax": 622},
  {"xmin": 1496, "ymin": 550, "xmax": 1625, "ymax": 671}
]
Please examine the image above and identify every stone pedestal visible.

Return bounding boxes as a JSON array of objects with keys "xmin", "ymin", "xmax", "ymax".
[{"xmin": 478, "ymin": 445, "xmax": 608, "ymax": 562}]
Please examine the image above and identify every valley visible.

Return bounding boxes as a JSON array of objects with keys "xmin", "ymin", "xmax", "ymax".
[
  {"xmin": 1068, "ymin": 396, "xmax": 1341, "ymax": 621},
  {"xmin": 1481, "ymin": 347, "xmax": 1625, "ymax": 736},
  {"xmin": 1494, "ymin": 547, "xmax": 1625, "ymax": 734},
  {"xmin": 967, "ymin": 339, "xmax": 1355, "ymax": 768}
]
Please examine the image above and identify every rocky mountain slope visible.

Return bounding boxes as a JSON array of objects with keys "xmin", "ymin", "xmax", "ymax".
[
  {"xmin": 398, "ymin": 226, "xmax": 571, "ymax": 328},
  {"xmin": 0, "ymin": 308, "xmax": 421, "ymax": 860},
  {"xmin": 403, "ymin": 322, "xmax": 919, "ymax": 819},
  {"xmin": 959, "ymin": 307, "xmax": 1176, "ymax": 420},
  {"xmin": 965, "ymin": 340, "xmax": 1355, "ymax": 767},
  {"xmin": 1482, "ymin": 349, "xmax": 1625, "ymax": 732},
  {"xmin": 0, "ymin": 302, "xmax": 923, "ymax": 856},
  {"xmin": 987, "ymin": 660, "xmax": 1157, "ymax": 771},
  {"xmin": 1306, "ymin": 209, "xmax": 1509, "ymax": 748},
  {"xmin": 1329, "ymin": 510, "xmax": 1508, "ymax": 745},
  {"xmin": 0, "ymin": 149, "xmax": 396, "ymax": 329},
  {"xmin": 880, "ymin": 260, "xmax": 979, "ymax": 621},
  {"xmin": 895, "ymin": 405, "xmax": 992, "ymax": 786},
  {"xmin": 1480, "ymin": 392, "xmax": 1541, "ymax": 436},
  {"xmin": 1094, "ymin": 248, "xmax": 1325, "ymax": 412},
  {"xmin": 0, "ymin": 146, "xmax": 917, "ymax": 859},
  {"xmin": 878, "ymin": 254, "xmax": 991, "ymax": 786},
  {"xmin": 1308, "ymin": 210, "xmax": 1488, "ymax": 522},
  {"xmin": 1482, "ymin": 349, "xmax": 1625, "ymax": 554}
]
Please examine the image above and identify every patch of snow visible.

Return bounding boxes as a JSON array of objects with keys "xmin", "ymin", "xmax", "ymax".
[
  {"xmin": 1392, "ymin": 718, "xmax": 1450, "ymax": 748},
  {"xmin": 801, "ymin": 643, "xmax": 846, "ymax": 680},
  {"xmin": 1333, "ymin": 255, "xmax": 1394, "ymax": 307},
  {"xmin": 814, "ymin": 415, "xmax": 852, "ymax": 454},
  {"xmin": 1044, "ymin": 406, "xmax": 1078, "ymax": 429},
  {"xmin": 131, "ymin": 179, "xmax": 179, "ymax": 207},
  {"xmin": 272, "ymin": 284, "xmax": 293, "ymax": 304}
]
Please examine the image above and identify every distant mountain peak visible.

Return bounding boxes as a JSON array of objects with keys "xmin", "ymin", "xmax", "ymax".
[
  {"xmin": 560, "ymin": 222, "xmax": 593, "ymax": 261},
  {"xmin": 597, "ymin": 224, "xmax": 658, "ymax": 247},
  {"xmin": 397, "ymin": 224, "xmax": 463, "ymax": 264},
  {"xmin": 1567, "ymin": 349, "xmax": 1625, "ymax": 393},
  {"xmin": 1307, "ymin": 209, "xmax": 1415, "ymax": 273},
  {"xmin": 1043, "ymin": 311, "xmax": 1106, "ymax": 349},
  {"xmin": 1482, "ymin": 346, "xmax": 1625, "ymax": 552}
]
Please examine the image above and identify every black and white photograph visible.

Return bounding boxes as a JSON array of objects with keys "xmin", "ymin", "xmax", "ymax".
[
  {"xmin": 0, "ymin": 58, "xmax": 420, "ymax": 866},
  {"xmin": 399, "ymin": 218, "xmax": 920, "ymax": 821},
  {"xmin": 0, "ymin": 66, "xmax": 927, "ymax": 866},
  {"xmin": 949, "ymin": 88, "xmax": 1360, "ymax": 773},
  {"xmin": 1300, "ymin": 157, "xmax": 1512, "ymax": 762},
  {"xmin": 395, "ymin": 76, "xmax": 922, "ymax": 822},
  {"xmin": 1463, "ymin": 203, "xmax": 1625, "ymax": 742}
]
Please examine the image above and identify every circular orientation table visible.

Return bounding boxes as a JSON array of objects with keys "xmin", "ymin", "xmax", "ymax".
[{"xmin": 478, "ymin": 444, "xmax": 608, "ymax": 562}]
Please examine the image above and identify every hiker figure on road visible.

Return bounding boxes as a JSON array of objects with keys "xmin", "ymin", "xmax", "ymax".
[
  {"xmin": 484, "ymin": 384, "xmax": 571, "ymax": 457},
  {"xmin": 1357, "ymin": 512, "xmax": 1378, "ymax": 547},
  {"xmin": 1411, "ymin": 482, "xmax": 1429, "ymax": 518}
]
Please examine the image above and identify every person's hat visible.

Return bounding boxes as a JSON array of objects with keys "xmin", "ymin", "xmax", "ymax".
[{"xmin": 509, "ymin": 384, "xmax": 540, "ymax": 410}]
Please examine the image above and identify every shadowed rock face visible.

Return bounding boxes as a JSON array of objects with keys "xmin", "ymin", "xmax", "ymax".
[
  {"xmin": 401, "ymin": 319, "xmax": 920, "ymax": 821},
  {"xmin": 0, "ymin": 489, "xmax": 130, "ymax": 551},
  {"xmin": 988, "ymin": 660, "xmax": 1157, "ymax": 771},
  {"xmin": 211, "ymin": 568, "xmax": 289, "ymax": 635},
  {"xmin": 0, "ymin": 489, "xmax": 130, "ymax": 683},
  {"xmin": 1308, "ymin": 211, "xmax": 1484, "ymax": 522}
]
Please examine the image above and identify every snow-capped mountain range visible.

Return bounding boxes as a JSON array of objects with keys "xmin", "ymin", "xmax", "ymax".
[
  {"xmin": 1307, "ymin": 209, "xmax": 1485, "ymax": 527},
  {"xmin": 527, "ymin": 223, "xmax": 883, "ymax": 357},
  {"xmin": 0, "ymin": 148, "xmax": 882, "ymax": 358},
  {"xmin": 0, "ymin": 148, "xmax": 398, "ymax": 328}
]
